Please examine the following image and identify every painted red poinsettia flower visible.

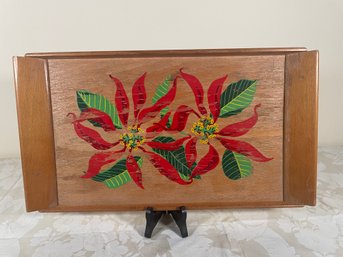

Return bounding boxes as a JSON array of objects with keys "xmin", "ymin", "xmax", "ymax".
[
  {"xmin": 68, "ymin": 73, "xmax": 192, "ymax": 189},
  {"xmin": 153, "ymin": 69, "xmax": 273, "ymax": 179}
]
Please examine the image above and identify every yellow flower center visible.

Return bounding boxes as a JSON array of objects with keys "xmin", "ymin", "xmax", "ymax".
[
  {"xmin": 191, "ymin": 115, "xmax": 219, "ymax": 144},
  {"xmin": 120, "ymin": 125, "xmax": 145, "ymax": 150}
]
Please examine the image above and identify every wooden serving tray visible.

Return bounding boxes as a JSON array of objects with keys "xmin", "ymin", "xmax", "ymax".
[{"xmin": 13, "ymin": 48, "xmax": 318, "ymax": 212}]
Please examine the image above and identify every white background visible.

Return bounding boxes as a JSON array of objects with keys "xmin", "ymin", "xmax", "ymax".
[{"xmin": 0, "ymin": 0, "xmax": 342, "ymax": 157}]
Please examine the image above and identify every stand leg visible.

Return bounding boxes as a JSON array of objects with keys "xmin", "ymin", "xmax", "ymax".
[
  {"xmin": 144, "ymin": 207, "xmax": 164, "ymax": 238},
  {"xmin": 170, "ymin": 206, "xmax": 188, "ymax": 238}
]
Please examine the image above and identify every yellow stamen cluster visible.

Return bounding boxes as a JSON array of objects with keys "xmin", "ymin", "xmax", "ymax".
[
  {"xmin": 191, "ymin": 115, "xmax": 219, "ymax": 144},
  {"xmin": 119, "ymin": 126, "xmax": 145, "ymax": 150},
  {"xmin": 127, "ymin": 125, "xmax": 144, "ymax": 133}
]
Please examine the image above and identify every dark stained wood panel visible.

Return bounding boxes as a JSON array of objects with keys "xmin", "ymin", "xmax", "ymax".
[{"xmin": 48, "ymin": 55, "xmax": 284, "ymax": 210}]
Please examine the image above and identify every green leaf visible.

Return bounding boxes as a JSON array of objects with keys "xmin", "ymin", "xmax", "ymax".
[
  {"xmin": 76, "ymin": 90, "xmax": 122, "ymax": 129},
  {"xmin": 219, "ymin": 80, "xmax": 257, "ymax": 118},
  {"xmin": 92, "ymin": 156, "xmax": 142, "ymax": 182},
  {"xmin": 222, "ymin": 150, "xmax": 252, "ymax": 180},
  {"xmin": 152, "ymin": 75, "xmax": 172, "ymax": 103},
  {"xmin": 152, "ymin": 136, "xmax": 194, "ymax": 180},
  {"xmin": 152, "ymin": 75, "xmax": 173, "ymax": 127},
  {"xmin": 103, "ymin": 171, "xmax": 132, "ymax": 189},
  {"xmin": 91, "ymin": 156, "xmax": 143, "ymax": 189}
]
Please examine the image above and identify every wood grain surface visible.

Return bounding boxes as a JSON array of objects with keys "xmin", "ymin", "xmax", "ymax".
[
  {"xmin": 284, "ymin": 51, "xmax": 319, "ymax": 206},
  {"xmin": 13, "ymin": 57, "xmax": 58, "ymax": 211},
  {"xmin": 48, "ymin": 55, "xmax": 284, "ymax": 210},
  {"xmin": 26, "ymin": 47, "xmax": 307, "ymax": 59}
]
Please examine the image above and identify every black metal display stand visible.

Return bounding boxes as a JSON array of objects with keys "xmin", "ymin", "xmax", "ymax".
[{"xmin": 144, "ymin": 206, "xmax": 188, "ymax": 238}]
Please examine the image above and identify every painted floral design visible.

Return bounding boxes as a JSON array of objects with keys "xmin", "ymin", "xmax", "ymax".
[
  {"xmin": 68, "ymin": 74, "xmax": 191, "ymax": 189},
  {"xmin": 69, "ymin": 69, "xmax": 272, "ymax": 189},
  {"xmin": 153, "ymin": 69, "xmax": 272, "ymax": 180}
]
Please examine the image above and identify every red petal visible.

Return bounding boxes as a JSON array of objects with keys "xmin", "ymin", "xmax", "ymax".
[
  {"xmin": 132, "ymin": 73, "xmax": 147, "ymax": 120},
  {"xmin": 208, "ymin": 75, "xmax": 227, "ymax": 121},
  {"xmin": 180, "ymin": 69, "xmax": 207, "ymax": 115},
  {"xmin": 168, "ymin": 105, "xmax": 198, "ymax": 132},
  {"xmin": 68, "ymin": 113, "xmax": 118, "ymax": 150},
  {"xmin": 78, "ymin": 108, "xmax": 116, "ymax": 131},
  {"xmin": 191, "ymin": 144, "xmax": 219, "ymax": 178},
  {"xmin": 126, "ymin": 154, "xmax": 144, "ymax": 189},
  {"xmin": 218, "ymin": 104, "xmax": 261, "ymax": 137},
  {"xmin": 145, "ymin": 112, "xmax": 171, "ymax": 139},
  {"xmin": 81, "ymin": 148, "xmax": 126, "ymax": 178},
  {"xmin": 151, "ymin": 105, "xmax": 198, "ymax": 133},
  {"xmin": 137, "ymin": 77, "xmax": 177, "ymax": 124},
  {"xmin": 146, "ymin": 136, "xmax": 191, "ymax": 150},
  {"xmin": 109, "ymin": 75, "xmax": 129, "ymax": 126},
  {"xmin": 140, "ymin": 148, "xmax": 192, "ymax": 185},
  {"xmin": 185, "ymin": 137, "xmax": 197, "ymax": 168},
  {"xmin": 217, "ymin": 137, "xmax": 273, "ymax": 162}
]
